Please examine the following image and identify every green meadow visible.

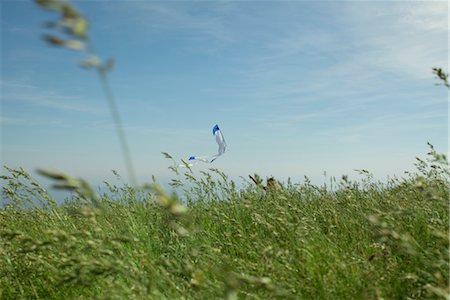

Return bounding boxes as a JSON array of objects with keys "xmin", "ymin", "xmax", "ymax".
[
  {"xmin": 1, "ymin": 146, "xmax": 448, "ymax": 299},
  {"xmin": 1, "ymin": 2, "xmax": 448, "ymax": 299}
]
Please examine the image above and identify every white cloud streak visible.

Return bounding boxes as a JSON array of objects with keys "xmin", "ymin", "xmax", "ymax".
[
  {"xmin": 205, "ymin": 2, "xmax": 448, "ymax": 132},
  {"xmin": 106, "ymin": 1, "xmax": 237, "ymax": 45},
  {"xmin": 1, "ymin": 79, "xmax": 105, "ymax": 114}
]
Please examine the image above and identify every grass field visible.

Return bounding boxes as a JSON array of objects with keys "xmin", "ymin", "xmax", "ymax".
[{"xmin": 0, "ymin": 147, "xmax": 448, "ymax": 299}]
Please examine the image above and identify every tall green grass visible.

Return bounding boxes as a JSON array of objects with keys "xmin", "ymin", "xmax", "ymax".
[
  {"xmin": 1, "ymin": 147, "xmax": 448, "ymax": 299},
  {"xmin": 4, "ymin": 2, "xmax": 447, "ymax": 298}
]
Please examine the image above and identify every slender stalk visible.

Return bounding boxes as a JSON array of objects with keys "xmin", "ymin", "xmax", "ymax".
[
  {"xmin": 96, "ymin": 69, "xmax": 137, "ymax": 186},
  {"xmin": 34, "ymin": 0, "xmax": 138, "ymax": 186},
  {"xmin": 83, "ymin": 37, "xmax": 137, "ymax": 186}
]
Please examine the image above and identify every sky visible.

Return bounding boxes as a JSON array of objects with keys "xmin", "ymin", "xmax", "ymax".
[{"xmin": 1, "ymin": 0, "xmax": 448, "ymax": 191}]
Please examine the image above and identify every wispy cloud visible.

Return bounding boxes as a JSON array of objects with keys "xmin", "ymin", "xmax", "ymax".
[
  {"xmin": 200, "ymin": 1, "xmax": 447, "ymax": 135},
  {"xmin": 0, "ymin": 116, "xmax": 26, "ymax": 125},
  {"xmin": 1, "ymin": 78, "xmax": 105, "ymax": 114},
  {"xmin": 236, "ymin": 2, "xmax": 446, "ymax": 83},
  {"xmin": 4, "ymin": 26, "xmax": 33, "ymax": 34},
  {"xmin": 340, "ymin": 1, "xmax": 448, "ymax": 79},
  {"xmin": 106, "ymin": 1, "xmax": 237, "ymax": 46},
  {"xmin": 0, "ymin": 116, "xmax": 64, "ymax": 127}
]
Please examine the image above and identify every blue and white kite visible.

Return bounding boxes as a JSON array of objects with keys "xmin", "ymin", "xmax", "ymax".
[{"xmin": 181, "ymin": 124, "xmax": 226, "ymax": 167}]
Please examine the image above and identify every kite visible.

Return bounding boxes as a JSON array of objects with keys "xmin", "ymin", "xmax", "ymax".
[{"xmin": 181, "ymin": 124, "xmax": 226, "ymax": 167}]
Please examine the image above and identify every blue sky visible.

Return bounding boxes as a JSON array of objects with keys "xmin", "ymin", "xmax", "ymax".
[{"xmin": 1, "ymin": 0, "xmax": 448, "ymax": 189}]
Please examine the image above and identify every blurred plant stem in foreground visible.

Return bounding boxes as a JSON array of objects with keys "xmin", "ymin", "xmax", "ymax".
[{"xmin": 35, "ymin": 0, "xmax": 137, "ymax": 185}]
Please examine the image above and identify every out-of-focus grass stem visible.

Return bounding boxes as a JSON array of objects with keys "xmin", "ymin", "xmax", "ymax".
[
  {"xmin": 84, "ymin": 38, "xmax": 137, "ymax": 186},
  {"xmin": 96, "ymin": 68, "xmax": 137, "ymax": 186}
]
